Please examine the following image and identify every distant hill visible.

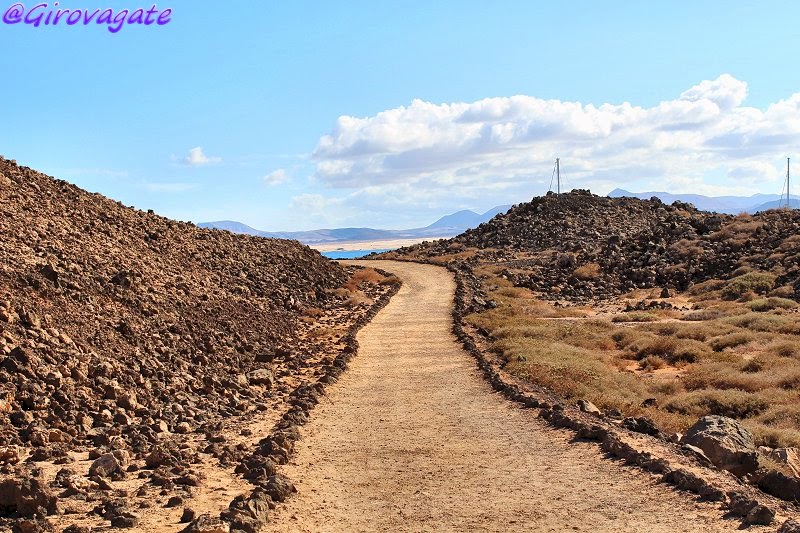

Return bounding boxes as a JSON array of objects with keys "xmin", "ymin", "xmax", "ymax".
[
  {"xmin": 608, "ymin": 189, "xmax": 798, "ymax": 214},
  {"xmin": 199, "ymin": 205, "xmax": 511, "ymax": 244},
  {"xmin": 749, "ymin": 198, "xmax": 800, "ymax": 212}
]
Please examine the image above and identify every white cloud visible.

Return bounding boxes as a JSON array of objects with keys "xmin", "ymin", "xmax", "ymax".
[
  {"xmin": 182, "ymin": 147, "xmax": 222, "ymax": 166},
  {"xmin": 262, "ymin": 168, "xmax": 289, "ymax": 186},
  {"xmin": 311, "ymin": 75, "xmax": 795, "ymax": 199},
  {"xmin": 727, "ymin": 161, "xmax": 781, "ymax": 183}
]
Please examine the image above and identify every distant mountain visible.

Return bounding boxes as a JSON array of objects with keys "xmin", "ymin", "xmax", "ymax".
[
  {"xmin": 426, "ymin": 209, "xmax": 484, "ymax": 230},
  {"xmin": 425, "ymin": 205, "xmax": 512, "ymax": 232},
  {"xmin": 608, "ymin": 189, "xmax": 798, "ymax": 214},
  {"xmin": 199, "ymin": 205, "xmax": 511, "ymax": 244},
  {"xmin": 197, "ymin": 220, "xmax": 262, "ymax": 235}
]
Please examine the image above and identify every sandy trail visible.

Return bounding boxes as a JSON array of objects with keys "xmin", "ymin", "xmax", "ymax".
[{"xmin": 268, "ymin": 261, "xmax": 744, "ymax": 532}]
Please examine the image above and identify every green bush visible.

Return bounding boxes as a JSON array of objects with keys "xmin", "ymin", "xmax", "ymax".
[
  {"xmin": 722, "ymin": 272, "xmax": 776, "ymax": 300},
  {"xmin": 748, "ymin": 297, "xmax": 798, "ymax": 312}
]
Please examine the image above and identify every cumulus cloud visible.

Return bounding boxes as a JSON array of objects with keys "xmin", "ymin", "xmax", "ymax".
[
  {"xmin": 311, "ymin": 75, "xmax": 795, "ymax": 197},
  {"xmin": 182, "ymin": 147, "xmax": 222, "ymax": 166},
  {"xmin": 262, "ymin": 168, "xmax": 289, "ymax": 186}
]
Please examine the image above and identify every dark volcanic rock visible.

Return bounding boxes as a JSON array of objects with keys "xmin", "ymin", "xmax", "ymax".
[
  {"xmin": 682, "ymin": 416, "xmax": 758, "ymax": 477},
  {"xmin": 0, "ymin": 157, "xmax": 394, "ymax": 529},
  {"xmin": 387, "ymin": 190, "xmax": 800, "ymax": 302}
]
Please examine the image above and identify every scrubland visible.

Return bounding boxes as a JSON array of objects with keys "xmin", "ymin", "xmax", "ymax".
[{"xmin": 467, "ymin": 266, "xmax": 800, "ymax": 448}]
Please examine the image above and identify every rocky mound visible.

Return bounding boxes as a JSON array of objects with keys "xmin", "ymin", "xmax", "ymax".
[
  {"xmin": 387, "ymin": 190, "xmax": 800, "ymax": 301},
  {"xmin": 0, "ymin": 157, "xmax": 390, "ymax": 528}
]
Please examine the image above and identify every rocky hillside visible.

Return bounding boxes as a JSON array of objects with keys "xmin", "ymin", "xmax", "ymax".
[
  {"xmin": 385, "ymin": 190, "xmax": 800, "ymax": 302},
  {"xmin": 0, "ymin": 157, "xmax": 395, "ymax": 530}
]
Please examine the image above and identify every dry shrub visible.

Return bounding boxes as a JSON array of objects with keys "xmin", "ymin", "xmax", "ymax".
[
  {"xmin": 776, "ymin": 370, "xmax": 800, "ymax": 390},
  {"xmin": 573, "ymin": 263, "xmax": 601, "ymax": 280},
  {"xmin": 611, "ymin": 328, "xmax": 647, "ymax": 350},
  {"xmin": 344, "ymin": 293, "xmax": 372, "ymax": 307},
  {"xmin": 682, "ymin": 362, "xmax": 771, "ymax": 392},
  {"xmin": 721, "ymin": 272, "xmax": 776, "ymax": 300},
  {"xmin": 328, "ymin": 287, "xmax": 351, "ymax": 299},
  {"xmin": 756, "ymin": 404, "xmax": 800, "ymax": 430},
  {"xmin": 709, "ymin": 331, "xmax": 754, "ymax": 352},
  {"xmin": 379, "ymin": 275, "xmax": 401, "ymax": 287},
  {"xmin": 668, "ymin": 239, "xmax": 705, "ymax": 259},
  {"xmin": 769, "ymin": 341, "xmax": 800, "ymax": 358},
  {"xmin": 769, "ymin": 285, "xmax": 796, "ymax": 298},
  {"xmin": 636, "ymin": 337, "xmax": 677, "ymax": 358},
  {"xmin": 302, "ymin": 307, "xmax": 324, "ymax": 318},
  {"xmin": 648, "ymin": 380, "xmax": 684, "ymax": 396},
  {"xmin": 498, "ymin": 337, "xmax": 647, "ymax": 412},
  {"xmin": 748, "ymin": 424, "xmax": 800, "ymax": 449},
  {"xmin": 497, "ymin": 286, "xmax": 534, "ymax": 299},
  {"xmin": 726, "ymin": 312, "xmax": 792, "ymax": 333},
  {"xmin": 778, "ymin": 234, "xmax": 800, "ymax": 252},
  {"xmin": 612, "ymin": 312, "xmax": 659, "ymax": 323},
  {"xmin": 635, "ymin": 337, "xmax": 709, "ymax": 365},
  {"xmin": 711, "ymin": 215, "xmax": 764, "ymax": 242},
  {"xmin": 346, "ymin": 268, "xmax": 384, "ymax": 291},
  {"xmin": 738, "ymin": 290, "xmax": 758, "ymax": 302},
  {"xmin": 639, "ymin": 355, "xmax": 666, "ymax": 371},
  {"xmin": 689, "ymin": 278, "xmax": 727, "ymax": 297},
  {"xmin": 664, "ymin": 389, "xmax": 769, "ymax": 419},
  {"xmin": 682, "ymin": 309, "xmax": 723, "ymax": 322},
  {"xmin": 643, "ymin": 321, "xmax": 730, "ymax": 342}
]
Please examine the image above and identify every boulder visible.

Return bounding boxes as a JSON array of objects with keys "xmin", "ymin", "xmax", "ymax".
[
  {"xmin": 576, "ymin": 399, "xmax": 602, "ymax": 416},
  {"xmin": 0, "ymin": 477, "xmax": 61, "ymax": 518},
  {"xmin": 221, "ymin": 490, "xmax": 271, "ymax": 533},
  {"xmin": 682, "ymin": 416, "xmax": 758, "ymax": 476},
  {"xmin": 89, "ymin": 453, "xmax": 121, "ymax": 478},
  {"xmin": 758, "ymin": 470, "xmax": 800, "ymax": 501},
  {"xmin": 181, "ymin": 515, "xmax": 230, "ymax": 533},
  {"xmin": 262, "ymin": 474, "xmax": 295, "ymax": 502},
  {"xmin": 247, "ymin": 369, "xmax": 274, "ymax": 388},
  {"xmin": 765, "ymin": 447, "xmax": 800, "ymax": 477},
  {"xmin": 779, "ymin": 519, "xmax": 800, "ymax": 533}
]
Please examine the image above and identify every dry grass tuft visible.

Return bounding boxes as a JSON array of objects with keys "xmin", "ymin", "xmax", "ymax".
[
  {"xmin": 573, "ymin": 263, "xmax": 601, "ymax": 280},
  {"xmin": 664, "ymin": 389, "xmax": 770, "ymax": 419}
]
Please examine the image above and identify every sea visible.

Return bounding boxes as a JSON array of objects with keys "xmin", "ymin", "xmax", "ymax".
[{"xmin": 321, "ymin": 249, "xmax": 391, "ymax": 260}]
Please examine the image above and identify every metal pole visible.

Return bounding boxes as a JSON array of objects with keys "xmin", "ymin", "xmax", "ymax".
[
  {"xmin": 788, "ymin": 157, "xmax": 791, "ymax": 208},
  {"xmin": 556, "ymin": 158, "xmax": 561, "ymax": 195}
]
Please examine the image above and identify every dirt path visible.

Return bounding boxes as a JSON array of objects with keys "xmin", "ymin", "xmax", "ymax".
[{"xmin": 268, "ymin": 261, "xmax": 747, "ymax": 532}]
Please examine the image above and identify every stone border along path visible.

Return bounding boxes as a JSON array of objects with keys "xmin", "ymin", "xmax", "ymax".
[{"xmin": 265, "ymin": 260, "xmax": 776, "ymax": 532}]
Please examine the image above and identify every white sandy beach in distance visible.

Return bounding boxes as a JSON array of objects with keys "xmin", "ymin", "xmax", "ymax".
[{"xmin": 310, "ymin": 237, "xmax": 450, "ymax": 253}]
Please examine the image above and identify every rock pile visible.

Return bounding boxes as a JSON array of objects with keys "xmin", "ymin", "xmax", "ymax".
[
  {"xmin": 0, "ymin": 157, "xmax": 387, "ymax": 529},
  {"xmin": 390, "ymin": 190, "xmax": 800, "ymax": 301}
]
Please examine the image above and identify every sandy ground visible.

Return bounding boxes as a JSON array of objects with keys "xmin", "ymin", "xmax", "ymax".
[
  {"xmin": 310, "ymin": 237, "xmax": 449, "ymax": 253},
  {"xmin": 267, "ymin": 260, "xmax": 748, "ymax": 532}
]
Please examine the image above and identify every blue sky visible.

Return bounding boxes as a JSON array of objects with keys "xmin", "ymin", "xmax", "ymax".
[{"xmin": 3, "ymin": 1, "xmax": 800, "ymax": 230}]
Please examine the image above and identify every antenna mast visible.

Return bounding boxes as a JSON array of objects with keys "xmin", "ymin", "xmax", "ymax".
[{"xmin": 782, "ymin": 157, "xmax": 792, "ymax": 209}]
